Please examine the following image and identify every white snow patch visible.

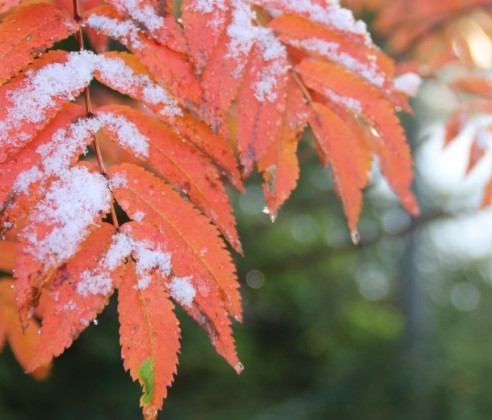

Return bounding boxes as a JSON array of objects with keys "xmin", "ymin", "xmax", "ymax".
[
  {"xmin": 113, "ymin": 0, "xmax": 164, "ymax": 32},
  {"xmin": 132, "ymin": 211, "xmax": 145, "ymax": 222},
  {"xmin": 324, "ymin": 88, "xmax": 362, "ymax": 115},
  {"xmin": 0, "ymin": 51, "xmax": 96, "ymax": 151},
  {"xmin": 254, "ymin": 28, "xmax": 288, "ymax": 102},
  {"xmin": 87, "ymin": 14, "xmax": 143, "ymax": 49},
  {"xmin": 76, "ymin": 269, "xmax": 114, "ymax": 297},
  {"xmin": 394, "ymin": 72, "xmax": 422, "ymax": 97},
  {"xmin": 22, "ymin": 166, "xmax": 112, "ymax": 267},
  {"xmin": 97, "ymin": 55, "xmax": 182, "ymax": 119},
  {"xmin": 289, "ymin": 38, "xmax": 384, "ymax": 87},
  {"xmin": 167, "ymin": 275, "xmax": 196, "ymax": 307}
]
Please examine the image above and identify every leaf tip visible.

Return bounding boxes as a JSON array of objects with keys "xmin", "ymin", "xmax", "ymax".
[
  {"xmin": 350, "ymin": 230, "xmax": 360, "ymax": 245},
  {"xmin": 234, "ymin": 362, "xmax": 244, "ymax": 375}
]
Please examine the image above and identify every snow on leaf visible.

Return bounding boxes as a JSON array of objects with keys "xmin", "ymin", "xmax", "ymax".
[
  {"xmin": 181, "ymin": 0, "xmax": 228, "ymax": 72},
  {"xmin": 118, "ymin": 265, "xmax": 180, "ymax": 419},
  {"xmin": 15, "ymin": 164, "xmax": 112, "ymax": 325},
  {"xmin": 27, "ymin": 223, "xmax": 121, "ymax": 371},
  {"xmin": 109, "ymin": 164, "xmax": 242, "ymax": 320},
  {"xmin": 122, "ymin": 222, "xmax": 241, "ymax": 371},
  {"xmin": 258, "ymin": 78, "xmax": 309, "ymax": 220},
  {"xmin": 0, "ymin": 3, "xmax": 78, "ymax": 87},
  {"xmin": 0, "ymin": 50, "xmax": 98, "ymax": 162},
  {"xmin": 236, "ymin": 32, "xmax": 289, "ymax": 174},
  {"xmin": 105, "ymin": 0, "xmax": 187, "ymax": 52},
  {"xmin": 85, "ymin": 5, "xmax": 202, "ymax": 108},
  {"xmin": 99, "ymin": 104, "xmax": 241, "ymax": 252}
]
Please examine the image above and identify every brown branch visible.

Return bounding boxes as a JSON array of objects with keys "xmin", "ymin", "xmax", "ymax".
[{"xmin": 72, "ymin": 0, "xmax": 119, "ymax": 228}]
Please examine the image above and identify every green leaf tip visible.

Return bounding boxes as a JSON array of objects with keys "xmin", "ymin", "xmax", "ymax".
[{"xmin": 138, "ymin": 358, "xmax": 155, "ymax": 405}]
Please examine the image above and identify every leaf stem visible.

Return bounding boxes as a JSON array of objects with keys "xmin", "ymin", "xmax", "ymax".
[{"xmin": 72, "ymin": 0, "xmax": 120, "ymax": 228}]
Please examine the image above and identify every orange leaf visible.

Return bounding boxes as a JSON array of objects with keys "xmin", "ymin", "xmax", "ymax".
[
  {"xmin": 310, "ymin": 102, "xmax": 367, "ymax": 234},
  {"xmin": 105, "ymin": 0, "xmax": 187, "ymax": 53},
  {"xmin": 0, "ymin": 3, "xmax": 78, "ymax": 86},
  {"xmin": 98, "ymin": 105, "xmax": 241, "ymax": 253},
  {"xmin": 0, "ymin": 50, "xmax": 95, "ymax": 163},
  {"xmin": 118, "ymin": 265, "xmax": 180, "ymax": 419},
  {"xmin": 0, "ymin": 103, "xmax": 85, "ymax": 230},
  {"xmin": 0, "ymin": 279, "xmax": 51, "ymax": 380},
  {"xmin": 0, "ymin": 240, "xmax": 16, "ymax": 272},
  {"xmin": 122, "ymin": 222, "xmax": 241, "ymax": 371},
  {"xmin": 236, "ymin": 38, "xmax": 289, "ymax": 174},
  {"xmin": 269, "ymin": 14, "xmax": 403, "ymax": 106},
  {"xmin": 297, "ymin": 60, "xmax": 418, "ymax": 215},
  {"xmin": 15, "ymin": 164, "xmax": 112, "ymax": 325},
  {"xmin": 85, "ymin": 5, "xmax": 202, "ymax": 109},
  {"xmin": 28, "ymin": 223, "xmax": 121, "ymax": 371},
  {"xmin": 93, "ymin": 51, "xmax": 243, "ymax": 189},
  {"xmin": 108, "ymin": 163, "xmax": 242, "ymax": 321},
  {"xmin": 258, "ymin": 78, "xmax": 309, "ymax": 219},
  {"xmin": 0, "ymin": 0, "xmax": 21, "ymax": 14},
  {"xmin": 181, "ymin": 0, "xmax": 229, "ymax": 73}
]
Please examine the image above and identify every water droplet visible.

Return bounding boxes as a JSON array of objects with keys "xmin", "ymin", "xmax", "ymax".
[
  {"xmin": 93, "ymin": 319, "xmax": 98, "ymax": 326},
  {"xmin": 262, "ymin": 206, "xmax": 277, "ymax": 222},
  {"xmin": 234, "ymin": 362, "xmax": 244, "ymax": 374},
  {"xmin": 351, "ymin": 230, "xmax": 360, "ymax": 245}
]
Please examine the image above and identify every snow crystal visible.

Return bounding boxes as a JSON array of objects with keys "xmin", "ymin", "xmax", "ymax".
[
  {"xmin": 22, "ymin": 166, "xmax": 112, "ymax": 267},
  {"xmin": 102, "ymin": 232, "xmax": 133, "ymax": 271},
  {"xmin": 226, "ymin": 0, "xmax": 257, "ymax": 77},
  {"xmin": 109, "ymin": 173, "xmax": 127, "ymax": 189},
  {"xmin": 190, "ymin": 0, "xmax": 226, "ymax": 13},
  {"xmin": 167, "ymin": 275, "xmax": 196, "ymax": 307},
  {"xmin": 186, "ymin": 0, "xmax": 227, "ymax": 31},
  {"xmin": 132, "ymin": 239, "xmax": 172, "ymax": 279},
  {"xmin": 289, "ymin": 38, "xmax": 384, "ymax": 87},
  {"xmin": 0, "ymin": 51, "xmax": 96, "ymax": 150},
  {"xmin": 254, "ymin": 28, "xmax": 288, "ymax": 102},
  {"xmin": 324, "ymin": 88, "xmax": 362, "ymax": 115},
  {"xmin": 115, "ymin": 0, "xmax": 164, "ymax": 32},
  {"xmin": 98, "ymin": 112, "xmax": 149, "ymax": 157},
  {"xmin": 87, "ymin": 14, "xmax": 143, "ymax": 49},
  {"xmin": 97, "ymin": 55, "xmax": 182, "ymax": 119},
  {"xmin": 76, "ymin": 269, "xmax": 113, "ymax": 297},
  {"xmin": 132, "ymin": 211, "xmax": 145, "ymax": 222},
  {"xmin": 262, "ymin": 0, "xmax": 372, "ymax": 46},
  {"xmin": 13, "ymin": 111, "xmax": 149, "ymax": 194},
  {"xmin": 394, "ymin": 72, "xmax": 422, "ymax": 97}
]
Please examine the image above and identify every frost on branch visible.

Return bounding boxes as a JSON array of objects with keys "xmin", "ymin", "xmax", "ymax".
[{"xmin": 0, "ymin": 0, "xmax": 420, "ymax": 417}]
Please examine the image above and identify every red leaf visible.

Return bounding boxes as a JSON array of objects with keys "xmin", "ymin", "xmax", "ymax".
[
  {"xmin": 108, "ymin": 163, "xmax": 242, "ymax": 321},
  {"xmin": 14, "ymin": 164, "xmax": 112, "ymax": 325},
  {"xmin": 0, "ymin": 103, "xmax": 86, "ymax": 230},
  {"xmin": 28, "ymin": 223, "xmax": 121, "ymax": 371},
  {"xmin": 122, "ymin": 222, "xmax": 241, "ymax": 372},
  {"xmin": 118, "ymin": 264, "xmax": 180, "ymax": 419},
  {"xmin": 85, "ymin": 5, "xmax": 202, "ymax": 108},
  {"xmin": 93, "ymin": 51, "xmax": 243, "ymax": 189},
  {"xmin": 258, "ymin": 78, "xmax": 309, "ymax": 219},
  {"xmin": 0, "ymin": 3, "xmax": 78, "ymax": 86},
  {"xmin": 236, "ymin": 36, "xmax": 289, "ymax": 174},
  {"xmin": 181, "ymin": 0, "xmax": 229, "ymax": 72},
  {"xmin": 98, "ymin": 104, "xmax": 241, "ymax": 252},
  {"xmin": 0, "ymin": 50, "xmax": 95, "ymax": 163},
  {"xmin": 0, "ymin": 279, "xmax": 51, "ymax": 380},
  {"xmin": 310, "ymin": 102, "xmax": 367, "ymax": 233}
]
